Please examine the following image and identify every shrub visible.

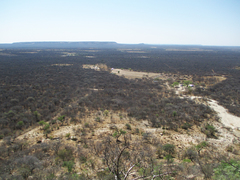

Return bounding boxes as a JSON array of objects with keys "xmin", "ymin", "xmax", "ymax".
[
  {"xmin": 33, "ymin": 111, "xmax": 40, "ymax": 120},
  {"xmin": 63, "ymin": 161, "xmax": 75, "ymax": 173},
  {"xmin": 184, "ymin": 147, "xmax": 197, "ymax": 162},
  {"xmin": 95, "ymin": 117, "xmax": 101, "ymax": 122},
  {"xmin": 164, "ymin": 154, "xmax": 174, "ymax": 163},
  {"xmin": 79, "ymin": 156, "xmax": 87, "ymax": 163},
  {"xmin": 202, "ymin": 123, "xmax": 217, "ymax": 138},
  {"xmin": 183, "ymin": 80, "xmax": 192, "ymax": 86},
  {"xmin": 66, "ymin": 133, "xmax": 71, "ymax": 138},
  {"xmin": 182, "ymin": 123, "xmax": 192, "ymax": 130},
  {"xmin": 172, "ymin": 111, "xmax": 177, "ymax": 117},
  {"xmin": 113, "ymin": 129, "xmax": 126, "ymax": 140},
  {"xmin": 125, "ymin": 123, "xmax": 131, "ymax": 130},
  {"xmin": 196, "ymin": 141, "xmax": 208, "ymax": 151},
  {"xmin": 43, "ymin": 123, "xmax": 50, "ymax": 131},
  {"xmin": 213, "ymin": 160, "xmax": 240, "ymax": 180},
  {"xmin": 103, "ymin": 110, "xmax": 109, "ymax": 116},
  {"xmin": 171, "ymin": 81, "xmax": 179, "ymax": 87},
  {"xmin": 183, "ymin": 159, "xmax": 191, "ymax": 163},
  {"xmin": 38, "ymin": 120, "xmax": 46, "ymax": 126},
  {"xmin": 163, "ymin": 144, "xmax": 175, "ymax": 155},
  {"xmin": 84, "ymin": 123, "xmax": 89, "ymax": 128},
  {"xmin": 17, "ymin": 121, "xmax": 24, "ymax": 126},
  {"xmin": 57, "ymin": 115, "xmax": 65, "ymax": 122},
  {"xmin": 58, "ymin": 147, "xmax": 74, "ymax": 161}
]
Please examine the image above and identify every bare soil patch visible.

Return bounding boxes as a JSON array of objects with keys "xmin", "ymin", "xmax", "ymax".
[{"xmin": 112, "ymin": 69, "xmax": 161, "ymax": 79}]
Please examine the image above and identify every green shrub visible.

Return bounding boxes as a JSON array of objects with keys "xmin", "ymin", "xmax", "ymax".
[
  {"xmin": 38, "ymin": 120, "xmax": 46, "ymax": 126},
  {"xmin": 125, "ymin": 123, "xmax": 131, "ymax": 130},
  {"xmin": 43, "ymin": 123, "xmax": 50, "ymax": 131},
  {"xmin": 183, "ymin": 80, "xmax": 192, "ymax": 86},
  {"xmin": 164, "ymin": 154, "xmax": 174, "ymax": 163},
  {"xmin": 66, "ymin": 133, "xmax": 71, "ymax": 138},
  {"xmin": 172, "ymin": 111, "xmax": 177, "ymax": 117},
  {"xmin": 17, "ymin": 121, "xmax": 24, "ymax": 126},
  {"xmin": 95, "ymin": 117, "xmax": 101, "ymax": 122},
  {"xmin": 103, "ymin": 110, "xmax": 109, "ymax": 116},
  {"xmin": 58, "ymin": 148, "xmax": 74, "ymax": 161},
  {"xmin": 171, "ymin": 81, "xmax": 179, "ymax": 87},
  {"xmin": 57, "ymin": 115, "xmax": 65, "ymax": 122},
  {"xmin": 63, "ymin": 161, "xmax": 75, "ymax": 173},
  {"xmin": 213, "ymin": 160, "xmax": 240, "ymax": 180},
  {"xmin": 183, "ymin": 159, "xmax": 191, "ymax": 163},
  {"xmin": 113, "ymin": 129, "xmax": 126, "ymax": 140},
  {"xmin": 182, "ymin": 123, "xmax": 192, "ymax": 130},
  {"xmin": 33, "ymin": 111, "xmax": 40, "ymax": 120},
  {"xmin": 5, "ymin": 110, "xmax": 15, "ymax": 118},
  {"xmin": 202, "ymin": 123, "xmax": 217, "ymax": 138},
  {"xmin": 163, "ymin": 144, "xmax": 175, "ymax": 155},
  {"xmin": 84, "ymin": 123, "xmax": 89, "ymax": 128},
  {"xmin": 196, "ymin": 141, "xmax": 208, "ymax": 150}
]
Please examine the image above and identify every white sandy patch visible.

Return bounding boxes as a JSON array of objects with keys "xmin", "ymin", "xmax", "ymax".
[{"xmin": 208, "ymin": 99, "xmax": 240, "ymax": 129}]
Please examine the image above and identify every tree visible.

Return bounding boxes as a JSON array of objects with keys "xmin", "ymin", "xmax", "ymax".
[{"xmin": 183, "ymin": 80, "xmax": 192, "ymax": 87}]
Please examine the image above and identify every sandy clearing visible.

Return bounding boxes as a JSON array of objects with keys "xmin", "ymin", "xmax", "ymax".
[
  {"xmin": 112, "ymin": 69, "xmax": 161, "ymax": 79},
  {"xmin": 208, "ymin": 99, "xmax": 240, "ymax": 129},
  {"xmin": 16, "ymin": 127, "xmax": 41, "ymax": 141}
]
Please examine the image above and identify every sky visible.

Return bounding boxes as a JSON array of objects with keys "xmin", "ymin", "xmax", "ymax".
[{"xmin": 0, "ymin": 0, "xmax": 240, "ymax": 46}]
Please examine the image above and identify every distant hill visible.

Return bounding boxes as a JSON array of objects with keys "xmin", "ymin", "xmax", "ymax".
[
  {"xmin": 1, "ymin": 41, "xmax": 237, "ymax": 50},
  {"xmin": 0, "ymin": 41, "xmax": 119, "ymax": 49},
  {"xmin": 0, "ymin": 41, "xmax": 205, "ymax": 49},
  {"xmin": 0, "ymin": 41, "xmax": 152, "ymax": 49}
]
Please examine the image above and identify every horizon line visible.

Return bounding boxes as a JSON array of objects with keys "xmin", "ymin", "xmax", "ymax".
[{"xmin": 0, "ymin": 41, "xmax": 240, "ymax": 47}]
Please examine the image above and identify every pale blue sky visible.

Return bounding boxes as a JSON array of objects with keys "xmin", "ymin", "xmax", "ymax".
[{"xmin": 0, "ymin": 0, "xmax": 239, "ymax": 46}]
